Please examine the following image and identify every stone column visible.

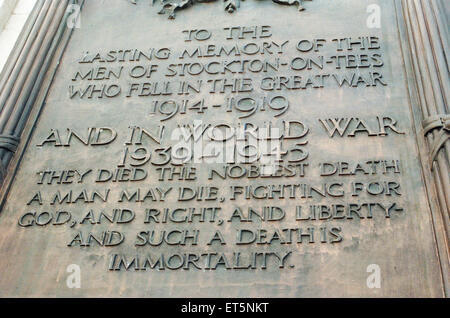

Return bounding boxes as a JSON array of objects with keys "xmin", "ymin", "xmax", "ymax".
[
  {"xmin": 0, "ymin": 0, "xmax": 78, "ymax": 182},
  {"xmin": 399, "ymin": 0, "xmax": 449, "ymax": 296}
]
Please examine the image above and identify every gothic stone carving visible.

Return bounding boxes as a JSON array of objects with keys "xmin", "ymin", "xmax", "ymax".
[{"xmin": 130, "ymin": 0, "xmax": 312, "ymax": 19}]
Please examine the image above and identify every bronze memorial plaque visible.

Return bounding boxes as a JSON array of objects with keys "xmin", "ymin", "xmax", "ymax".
[{"xmin": 0, "ymin": 0, "xmax": 448, "ymax": 297}]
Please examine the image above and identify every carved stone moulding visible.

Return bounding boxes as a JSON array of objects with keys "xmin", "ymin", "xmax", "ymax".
[{"xmin": 130, "ymin": 0, "xmax": 312, "ymax": 19}]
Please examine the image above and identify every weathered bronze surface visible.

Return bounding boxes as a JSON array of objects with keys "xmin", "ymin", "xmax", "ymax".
[{"xmin": 0, "ymin": 0, "xmax": 448, "ymax": 297}]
